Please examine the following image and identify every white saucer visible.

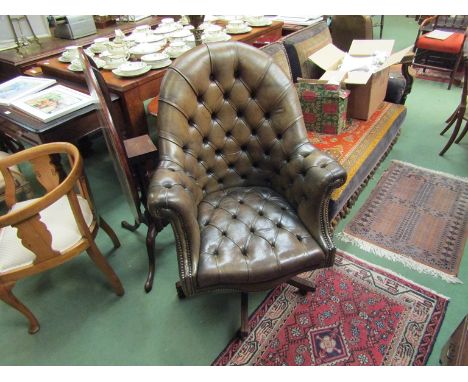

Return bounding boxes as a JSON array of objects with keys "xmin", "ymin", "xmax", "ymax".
[
  {"xmin": 246, "ymin": 20, "xmax": 272, "ymax": 27},
  {"xmin": 149, "ymin": 59, "xmax": 172, "ymax": 69},
  {"xmin": 112, "ymin": 65, "xmax": 151, "ymax": 77},
  {"xmin": 202, "ymin": 34, "xmax": 232, "ymax": 43},
  {"xmin": 153, "ymin": 24, "xmax": 179, "ymax": 34},
  {"xmin": 58, "ymin": 56, "xmax": 71, "ymax": 63},
  {"xmin": 225, "ymin": 26, "xmax": 252, "ymax": 34},
  {"xmin": 68, "ymin": 64, "xmax": 83, "ymax": 72}
]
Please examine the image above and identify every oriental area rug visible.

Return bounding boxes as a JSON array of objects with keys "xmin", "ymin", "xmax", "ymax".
[
  {"xmin": 213, "ymin": 251, "xmax": 448, "ymax": 366},
  {"xmin": 339, "ymin": 160, "xmax": 468, "ymax": 283},
  {"xmin": 414, "ymin": 67, "xmax": 461, "ymax": 85}
]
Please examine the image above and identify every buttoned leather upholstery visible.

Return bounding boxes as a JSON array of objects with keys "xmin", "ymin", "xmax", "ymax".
[{"xmin": 147, "ymin": 42, "xmax": 346, "ymax": 296}]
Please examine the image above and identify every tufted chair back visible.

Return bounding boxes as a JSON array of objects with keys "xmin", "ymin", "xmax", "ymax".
[
  {"xmin": 156, "ymin": 42, "xmax": 323, "ymax": 212},
  {"xmin": 147, "ymin": 42, "xmax": 347, "ymax": 337}
]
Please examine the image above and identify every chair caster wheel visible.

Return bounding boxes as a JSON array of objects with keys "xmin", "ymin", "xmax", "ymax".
[{"xmin": 175, "ymin": 281, "xmax": 186, "ymax": 299}]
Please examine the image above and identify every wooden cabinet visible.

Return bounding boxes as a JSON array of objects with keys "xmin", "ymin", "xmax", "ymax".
[{"xmin": 440, "ymin": 315, "xmax": 468, "ymax": 365}]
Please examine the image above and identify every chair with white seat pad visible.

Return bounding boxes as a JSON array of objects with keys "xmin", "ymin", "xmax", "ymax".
[{"xmin": 0, "ymin": 142, "xmax": 124, "ymax": 334}]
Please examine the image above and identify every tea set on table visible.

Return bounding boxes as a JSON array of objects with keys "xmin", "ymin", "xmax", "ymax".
[{"xmin": 58, "ymin": 16, "xmax": 272, "ymax": 77}]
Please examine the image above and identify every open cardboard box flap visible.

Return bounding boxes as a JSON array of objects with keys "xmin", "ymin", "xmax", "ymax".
[
  {"xmin": 319, "ymin": 70, "xmax": 373, "ymax": 85},
  {"xmin": 308, "ymin": 39, "xmax": 414, "ymax": 85},
  {"xmin": 308, "ymin": 43, "xmax": 346, "ymax": 71},
  {"xmin": 348, "ymin": 39, "xmax": 394, "ymax": 56}
]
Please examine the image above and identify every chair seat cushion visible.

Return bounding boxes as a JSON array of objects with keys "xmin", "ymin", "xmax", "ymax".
[
  {"xmin": 196, "ymin": 187, "xmax": 325, "ymax": 289},
  {"xmin": 416, "ymin": 32, "xmax": 465, "ymax": 54},
  {"xmin": 0, "ymin": 195, "xmax": 93, "ymax": 274}
]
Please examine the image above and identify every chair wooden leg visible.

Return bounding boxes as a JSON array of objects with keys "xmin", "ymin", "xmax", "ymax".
[
  {"xmin": 239, "ymin": 292, "xmax": 249, "ymax": 339},
  {"xmin": 99, "ymin": 216, "xmax": 120, "ymax": 249},
  {"xmin": 455, "ymin": 120, "xmax": 468, "ymax": 144},
  {"xmin": 144, "ymin": 221, "xmax": 157, "ymax": 293},
  {"xmin": 445, "ymin": 107, "xmax": 458, "ymax": 124},
  {"xmin": 86, "ymin": 243, "xmax": 124, "ymax": 296},
  {"xmin": 121, "ymin": 219, "xmax": 141, "ymax": 232},
  {"xmin": 440, "ymin": 116, "xmax": 463, "ymax": 155},
  {"xmin": 441, "ymin": 113, "xmax": 459, "ymax": 135},
  {"xmin": 0, "ymin": 282, "xmax": 40, "ymax": 334},
  {"xmin": 448, "ymin": 53, "xmax": 463, "ymax": 90},
  {"xmin": 287, "ymin": 276, "xmax": 316, "ymax": 295}
]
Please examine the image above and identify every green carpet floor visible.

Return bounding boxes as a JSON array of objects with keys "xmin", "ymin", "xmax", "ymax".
[{"xmin": 0, "ymin": 16, "xmax": 466, "ymax": 365}]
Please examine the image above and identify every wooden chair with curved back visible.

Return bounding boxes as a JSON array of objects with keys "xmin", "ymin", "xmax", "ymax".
[
  {"xmin": 440, "ymin": 57, "xmax": 468, "ymax": 155},
  {"xmin": 77, "ymin": 48, "xmax": 164, "ymax": 292},
  {"xmin": 0, "ymin": 142, "xmax": 124, "ymax": 334}
]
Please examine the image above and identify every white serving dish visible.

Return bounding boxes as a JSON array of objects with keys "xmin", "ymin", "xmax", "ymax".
[
  {"xmin": 118, "ymin": 61, "xmax": 148, "ymax": 75},
  {"xmin": 129, "ymin": 43, "xmax": 164, "ymax": 58},
  {"xmin": 225, "ymin": 26, "xmax": 252, "ymax": 34},
  {"xmin": 112, "ymin": 65, "xmax": 151, "ymax": 78}
]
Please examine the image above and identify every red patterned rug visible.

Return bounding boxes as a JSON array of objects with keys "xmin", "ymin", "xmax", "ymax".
[{"xmin": 213, "ymin": 251, "xmax": 448, "ymax": 366}]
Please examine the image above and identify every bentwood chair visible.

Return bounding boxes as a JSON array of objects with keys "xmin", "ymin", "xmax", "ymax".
[
  {"xmin": 146, "ymin": 42, "xmax": 347, "ymax": 338},
  {"xmin": 413, "ymin": 16, "xmax": 468, "ymax": 90},
  {"xmin": 77, "ymin": 48, "xmax": 164, "ymax": 289},
  {"xmin": 0, "ymin": 142, "xmax": 124, "ymax": 334},
  {"xmin": 0, "ymin": 150, "xmax": 34, "ymax": 205},
  {"xmin": 440, "ymin": 58, "xmax": 468, "ymax": 155}
]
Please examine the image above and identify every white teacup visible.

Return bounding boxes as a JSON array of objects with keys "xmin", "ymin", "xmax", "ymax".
[
  {"xmin": 169, "ymin": 28, "xmax": 192, "ymax": 42},
  {"xmin": 93, "ymin": 37, "xmax": 109, "ymax": 51},
  {"xmin": 160, "ymin": 17, "xmax": 175, "ymax": 25},
  {"xmin": 226, "ymin": 19, "xmax": 246, "ymax": 32},
  {"xmin": 106, "ymin": 41, "xmax": 129, "ymax": 56},
  {"xmin": 204, "ymin": 24, "xmax": 224, "ymax": 41},
  {"xmin": 62, "ymin": 45, "xmax": 79, "ymax": 60},
  {"xmin": 167, "ymin": 40, "xmax": 188, "ymax": 56},
  {"xmin": 101, "ymin": 52, "xmax": 129, "ymax": 69},
  {"xmin": 248, "ymin": 15, "xmax": 266, "ymax": 24}
]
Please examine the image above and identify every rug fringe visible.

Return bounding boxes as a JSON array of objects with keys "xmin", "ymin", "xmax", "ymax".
[
  {"xmin": 336, "ymin": 250, "xmax": 452, "ymax": 300},
  {"xmin": 391, "ymin": 160, "xmax": 468, "ymax": 183},
  {"xmin": 337, "ymin": 232, "xmax": 463, "ymax": 285}
]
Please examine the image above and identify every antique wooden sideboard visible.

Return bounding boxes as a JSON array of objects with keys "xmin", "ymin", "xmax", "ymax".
[{"xmin": 35, "ymin": 20, "xmax": 283, "ymax": 138}]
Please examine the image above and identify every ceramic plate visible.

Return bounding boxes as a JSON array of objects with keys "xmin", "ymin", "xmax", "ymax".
[
  {"xmin": 149, "ymin": 60, "xmax": 172, "ymax": 69},
  {"xmin": 112, "ymin": 65, "xmax": 151, "ymax": 77},
  {"xmin": 68, "ymin": 64, "xmax": 83, "ymax": 72},
  {"xmin": 225, "ymin": 26, "xmax": 252, "ymax": 34},
  {"xmin": 246, "ymin": 20, "xmax": 272, "ymax": 27},
  {"xmin": 202, "ymin": 34, "xmax": 232, "ymax": 43},
  {"xmin": 153, "ymin": 25, "xmax": 179, "ymax": 34},
  {"xmin": 58, "ymin": 56, "xmax": 71, "ymax": 63}
]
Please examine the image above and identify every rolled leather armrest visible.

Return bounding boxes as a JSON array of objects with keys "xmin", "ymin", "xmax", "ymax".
[
  {"xmin": 281, "ymin": 146, "xmax": 346, "ymax": 264},
  {"xmin": 147, "ymin": 163, "xmax": 202, "ymax": 291}
]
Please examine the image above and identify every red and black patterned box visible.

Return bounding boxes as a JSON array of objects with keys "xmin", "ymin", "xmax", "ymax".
[{"xmin": 296, "ymin": 81, "xmax": 350, "ymax": 134}]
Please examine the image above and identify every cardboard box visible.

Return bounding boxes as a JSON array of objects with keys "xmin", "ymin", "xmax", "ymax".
[
  {"xmin": 308, "ymin": 40, "xmax": 412, "ymax": 120},
  {"xmin": 296, "ymin": 80, "xmax": 350, "ymax": 134}
]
